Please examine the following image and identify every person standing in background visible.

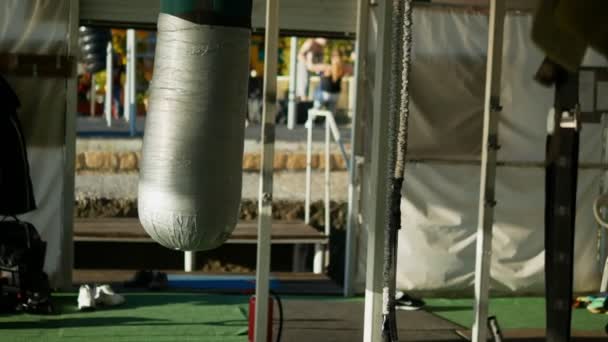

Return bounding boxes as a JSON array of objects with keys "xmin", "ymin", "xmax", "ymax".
[
  {"xmin": 309, "ymin": 49, "xmax": 345, "ymax": 114},
  {"xmin": 296, "ymin": 37, "xmax": 327, "ymax": 101}
]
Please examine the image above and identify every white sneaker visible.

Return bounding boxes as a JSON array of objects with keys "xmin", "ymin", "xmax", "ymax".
[
  {"xmin": 78, "ymin": 285, "xmax": 96, "ymax": 311},
  {"xmin": 94, "ymin": 284, "xmax": 125, "ymax": 306}
]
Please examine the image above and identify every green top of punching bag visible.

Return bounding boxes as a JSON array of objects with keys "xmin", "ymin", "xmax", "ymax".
[{"xmin": 160, "ymin": 0, "xmax": 252, "ymax": 28}]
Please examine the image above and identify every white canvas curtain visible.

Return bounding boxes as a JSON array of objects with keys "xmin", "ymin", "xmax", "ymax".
[
  {"xmin": 0, "ymin": 0, "xmax": 70, "ymax": 285},
  {"xmin": 356, "ymin": 8, "xmax": 607, "ymax": 294}
]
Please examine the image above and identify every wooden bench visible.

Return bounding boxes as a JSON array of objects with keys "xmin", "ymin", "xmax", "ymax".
[
  {"xmin": 74, "ymin": 218, "xmax": 327, "ymax": 272},
  {"xmin": 74, "ymin": 218, "xmax": 328, "ymax": 244}
]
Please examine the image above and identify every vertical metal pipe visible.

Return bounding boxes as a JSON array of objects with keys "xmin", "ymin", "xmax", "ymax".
[
  {"xmin": 344, "ymin": 0, "xmax": 369, "ymax": 297},
  {"xmin": 324, "ymin": 114, "xmax": 331, "ymax": 268},
  {"xmin": 90, "ymin": 73, "xmax": 96, "ymax": 116},
  {"xmin": 325, "ymin": 116, "xmax": 331, "ymax": 236},
  {"xmin": 599, "ymin": 102, "xmax": 608, "ymax": 291},
  {"xmin": 363, "ymin": 0, "xmax": 394, "ymax": 339},
  {"xmin": 104, "ymin": 41, "xmax": 113, "ymax": 127},
  {"xmin": 305, "ymin": 111, "xmax": 313, "ymax": 224},
  {"xmin": 287, "ymin": 36, "xmax": 298, "ymax": 130},
  {"xmin": 184, "ymin": 251, "xmax": 196, "ymax": 272},
  {"xmin": 472, "ymin": 1, "xmax": 506, "ymax": 341},
  {"xmin": 127, "ymin": 29, "xmax": 137, "ymax": 136},
  {"xmin": 123, "ymin": 34, "xmax": 130, "ymax": 123},
  {"xmin": 313, "ymin": 244, "xmax": 323, "ymax": 274},
  {"xmin": 254, "ymin": 0, "xmax": 279, "ymax": 340},
  {"xmin": 60, "ymin": 0, "xmax": 80, "ymax": 290}
]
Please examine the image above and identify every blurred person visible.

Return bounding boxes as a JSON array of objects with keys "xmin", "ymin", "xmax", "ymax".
[
  {"xmin": 310, "ymin": 49, "xmax": 345, "ymax": 114},
  {"xmin": 296, "ymin": 37, "xmax": 327, "ymax": 100}
]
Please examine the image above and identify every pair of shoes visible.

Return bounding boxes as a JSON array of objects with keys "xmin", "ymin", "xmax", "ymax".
[
  {"xmin": 124, "ymin": 270, "xmax": 168, "ymax": 291},
  {"xmin": 395, "ymin": 291, "xmax": 425, "ymax": 311},
  {"xmin": 78, "ymin": 284, "xmax": 125, "ymax": 311},
  {"xmin": 95, "ymin": 285, "xmax": 125, "ymax": 306}
]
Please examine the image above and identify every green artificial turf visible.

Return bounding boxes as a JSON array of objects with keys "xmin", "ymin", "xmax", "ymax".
[
  {"xmin": 2, "ymin": 294, "xmax": 605, "ymax": 341},
  {"xmin": 0, "ymin": 293, "xmax": 250, "ymax": 342},
  {"xmin": 425, "ymin": 297, "xmax": 607, "ymax": 332}
]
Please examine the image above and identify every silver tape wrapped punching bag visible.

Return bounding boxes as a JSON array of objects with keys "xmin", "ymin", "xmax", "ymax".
[{"xmin": 138, "ymin": 9, "xmax": 250, "ymax": 251}]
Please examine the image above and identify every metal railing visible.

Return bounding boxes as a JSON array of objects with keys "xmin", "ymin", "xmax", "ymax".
[{"xmin": 305, "ymin": 108, "xmax": 349, "ymax": 274}]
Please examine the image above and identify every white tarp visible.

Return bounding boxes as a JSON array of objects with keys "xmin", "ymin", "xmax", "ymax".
[
  {"xmin": 356, "ymin": 8, "xmax": 607, "ymax": 294},
  {"xmin": 0, "ymin": 0, "xmax": 70, "ymax": 285}
]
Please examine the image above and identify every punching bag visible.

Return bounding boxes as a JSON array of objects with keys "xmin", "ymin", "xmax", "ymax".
[{"xmin": 138, "ymin": 0, "xmax": 252, "ymax": 251}]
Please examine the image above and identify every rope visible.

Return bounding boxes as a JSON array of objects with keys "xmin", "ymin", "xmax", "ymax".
[
  {"xmin": 395, "ymin": 0, "xmax": 413, "ymax": 179},
  {"xmin": 382, "ymin": 1, "xmax": 413, "ymax": 341}
]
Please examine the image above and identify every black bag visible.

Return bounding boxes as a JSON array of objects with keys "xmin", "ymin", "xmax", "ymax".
[
  {"xmin": 0, "ymin": 75, "xmax": 37, "ymax": 216},
  {"xmin": 0, "ymin": 218, "xmax": 52, "ymax": 314},
  {"xmin": 0, "ymin": 219, "xmax": 46, "ymax": 272}
]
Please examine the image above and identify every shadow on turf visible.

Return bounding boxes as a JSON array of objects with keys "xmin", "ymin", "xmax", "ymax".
[
  {"xmin": 0, "ymin": 317, "xmax": 168, "ymax": 329},
  {"xmin": 51, "ymin": 293, "xmax": 250, "ymax": 314},
  {"xmin": 424, "ymin": 305, "xmax": 472, "ymax": 313},
  {"xmin": 0, "ymin": 317, "xmax": 249, "ymax": 330}
]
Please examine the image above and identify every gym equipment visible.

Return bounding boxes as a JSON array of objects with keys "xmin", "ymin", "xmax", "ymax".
[
  {"xmin": 138, "ymin": 1, "xmax": 252, "ymax": 251},
  {"xmin": 382, "ymin": 0, "xmax": 413, "ymax": 340},
  {"xmin": 544, "ymin": 66, "xmax": 579, "ymax": 342},
  {"xmin": 248, "ymin": 291, "xmax": 283, "ymax": 342},
  {"xmin": 78, "ymin": 27, "xmax": 111, "ymax": 74}
]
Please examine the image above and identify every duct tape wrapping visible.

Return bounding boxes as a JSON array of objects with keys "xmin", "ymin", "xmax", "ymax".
[{"xmin": 138, "ymin": 14, "xmax": 250, "ymax": 251}]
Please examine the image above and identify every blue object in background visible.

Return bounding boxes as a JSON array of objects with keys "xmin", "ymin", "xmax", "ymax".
[{"xmin": 167, "ymin": 274, "xmax": 280, "ymax": 291}]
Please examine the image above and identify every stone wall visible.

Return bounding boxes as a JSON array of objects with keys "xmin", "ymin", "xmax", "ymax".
[
  {"xmin": 75, "ymin": 197, "xmax": 347, "ymax": 231},
  {"xmin": 76, "ymin": 151, "xmax": 348, "ymax": 173}
]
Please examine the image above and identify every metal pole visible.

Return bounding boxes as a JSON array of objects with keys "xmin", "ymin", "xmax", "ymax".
[
  {"xmin": 255, "ymin": 0, "xmax": 279, "ymax": 340},
  {"xmin": 314, "ymin": 115, "xmax": 332, "ymax": 273},
  {"xmin": 599, "ymin": 111, "xmax": 608, "ymax": 291},
  {"xmin": 324, "ymin": 116, "xmax": 331, "ymax": 241},
  {"xmin": 127, "ymin": 29, "xmax": 137, "ymax": 136},
  {"xmin": 90, "ymin": 73, "xmax": 96, "ymax": 116},
  {"xmin": 123, "ymin": 37, "xmax": 130, "ymax": 123},
  {"xmin": 472, "ymin": 1, "xmax": 506, "ymax": 341},
  {"xmin": 363, "ymin": 0, "xmax": 394, "ymax": 340},
  {"xmin": 287, "ymin": 36, "xmax": 298, "ymax": 130},
  {"xmin": 104, "ymin": 41, "xmax": 113, "ymax": 127},
  {"xmin": 59, "ymin": 0, "xmax": 79, "ymax": 290},
  {"xmin": 305, "ymin": 111, "xmax": 313, "ymax": 224},
  {"xmin": 184, "ymin": 251, "xmax": 196, "ymax": 272},
  {"xmin": 344, "ymin": 0, "xmax": 369, "ymax": 297}
]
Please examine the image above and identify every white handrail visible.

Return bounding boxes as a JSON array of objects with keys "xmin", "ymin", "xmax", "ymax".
[{"xmin": 306, "ymin": 108, "xmax": 349, "ymax": 274}]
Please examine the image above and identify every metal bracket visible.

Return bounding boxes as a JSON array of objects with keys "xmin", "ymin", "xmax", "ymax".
[
  {"xmin": 263, "ymin": 123, "xmax": 276, "ymax": 144},
  {"xmin": 488, "ymin": 134, "xmax": 501, "ymax": 150},
  {"xmin": 262, "ymin": 192, "xmax": 273, "ymax": 205},
  {"xmin": 559, "ymin": 106, "xmax": 581, "ymax": 131},
  {"xmin": 490, "ymin": 96, "xmax": 502, "ymax": 113}
]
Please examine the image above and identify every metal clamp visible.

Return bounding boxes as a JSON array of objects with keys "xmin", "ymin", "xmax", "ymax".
[
  {"xmin": 262, "ymin": 192, "xmax": 273, "ymax": 205},
  {"xmin": 488, "ymin": 134, "xmax": 501, "ymax": 150},
  {"xmin": 559, "ymin": 105, "xmax": 581, "ymax": 131},
  {"xmin": 490, "ymin": 96, "xmax": 502, "ymax": 113}
]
